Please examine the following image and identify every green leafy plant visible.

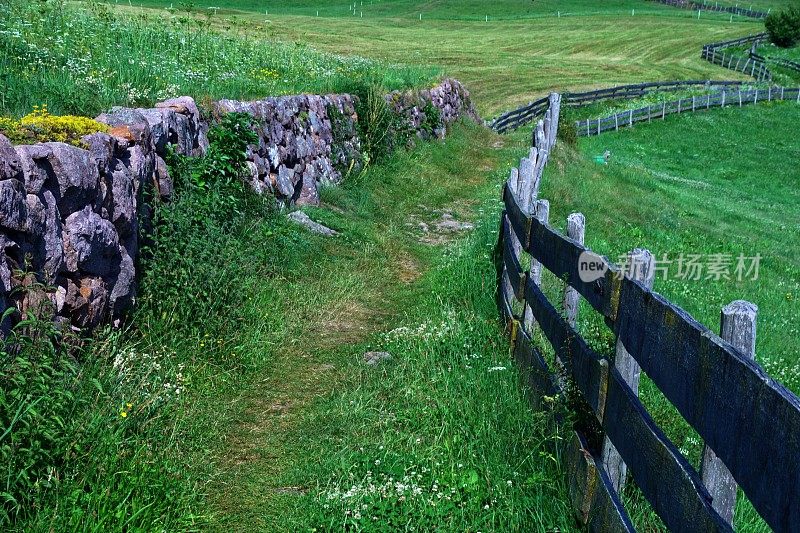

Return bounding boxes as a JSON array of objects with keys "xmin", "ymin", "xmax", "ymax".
[
  {"xmin": 766, "ymin": 6, "xmax": 800, "ymax": 48},
  {"xmin": 326, "ymin": 103, "xmax": 364, "ymax": 179},
  {"xmin": 420, "ymin": 100, "xmax": 443, "ymax": 139},
  {"xmin": 556, "ymin": 107, "xmax": 578, "ymax": 148}
]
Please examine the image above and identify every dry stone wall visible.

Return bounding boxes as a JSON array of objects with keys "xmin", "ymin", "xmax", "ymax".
[
  {"xmin": 0, "ymin": 97, "xmax": 205, "ymax": 330},
  {"xmin": 386, "ymin": 78, "xmax": 480, "ymax": 143},
  {"xmin": 214, "ymin": 94, "xmax": 361, "ymax": 206},
  {"xmin": 0, "ymin": 79, "xmax": 477, "ymax": 332}
]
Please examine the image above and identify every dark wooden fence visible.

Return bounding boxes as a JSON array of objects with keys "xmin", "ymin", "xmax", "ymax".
[
  {"xmin": 497, "ymin": 94, "xmax": 800, "ymax": 532},
  {"xmin": 489, "ymin": 80, "xmax": 748, "ymax": 133},
  {"xmin": 764, "ymin": 55, "xmax": 800, "ymax": 74},
  {"xmin": 701, "ymin": 33, "xmax": 771, "ymax": 81},
  {"xmin": 575, "ymin": 85, "xmax": 800, "ymax": 136},
  {"xmin": 652, "ymin": 0, "xmax": 769, "ymax": 19}
]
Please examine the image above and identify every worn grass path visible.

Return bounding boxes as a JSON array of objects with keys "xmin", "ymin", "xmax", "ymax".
[{"xmin": 197, "ymin": 122, "xmax": 573, "ymax": 531}]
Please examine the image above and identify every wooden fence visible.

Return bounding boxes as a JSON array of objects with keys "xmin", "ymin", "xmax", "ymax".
[
  {"xmin": 764, "ymin": 55, "xmax": 800, "ymax": 74},
  {"xmin": 575, "ymin": 85, "xmax": 800, "ymax": 136},
  {"xmin": 497, "ymin": 94, "xmax": 800, "ymax": 532},
  {"xmin": 701, "ymin": 33, "xmax": 771, "ymax": 81},
  {"xmin": 652, "ymin": 0, "xmax": 769, "ymax": 19},
  {"xmin": 489, "ymin": 80, "xmax": 748, "ymax": 133}
]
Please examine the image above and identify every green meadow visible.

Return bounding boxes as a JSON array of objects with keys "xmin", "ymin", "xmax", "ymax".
[{"xmin": 2, "ymin": 0, "xmax": 799, "ymax": 530}]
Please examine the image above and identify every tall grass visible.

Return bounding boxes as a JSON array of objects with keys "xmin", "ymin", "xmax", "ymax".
[
  {"xmin": 0, "ymin": 112, "xmax": 293, "ymax": 530},
  {"xmin": 0, "ymin": 0, "xmax": 437, "ymax": 117}
]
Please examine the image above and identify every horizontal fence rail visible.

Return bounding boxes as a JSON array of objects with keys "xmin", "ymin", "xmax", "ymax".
[
  {"xmin": 496, "ymin": 92, "xmax": 800, "ymax": 531},
  {"xmin": 652, "ymin": 0, "xmax": 769, "ymax": 19},
  {"xmin": 770, "ymin": 56, "xmax": 800, "ymax": 73},
  {"xmin": 491, "ymin": 32, "xmax": 773, "ymax": 133},
  {"xmin": 576, "ymin": 86, "xmax": 800, "ymax": 137},
  {"xmin": 701, "ymin": 33, "xmax": 771, "ymax": 82},
  {"xmin": 489, "ymin": 80, "xmax": 749, "ymax": 132}
]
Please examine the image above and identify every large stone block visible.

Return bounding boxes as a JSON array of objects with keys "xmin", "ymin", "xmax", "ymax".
[
  {"xmin": 0, "ymin": 134, "xmax": 23, "ymax": 182},
  {"xmin": 64, "ymin": 206, "xmax": 121, "ymax": 277}
]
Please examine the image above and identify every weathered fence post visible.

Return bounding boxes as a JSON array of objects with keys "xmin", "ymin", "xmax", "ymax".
[
  {"xmin": 601, "ymin": 248, "xmax": 655, "ymax": 492},
  {"xmin": 563, "ymin": 213, "xmax": 585, "ymax": 329},
  {"xmin": 700, "ymin": 300, "xmax": 758, "ymax": 524},
  {"xmin": 523, "ymin": 199, "xmax": 550, "ymax": 334},
  {"xmin": 501, "ymin": 168, "xmax": 522, "ymax": 310},
  {"xmin": 548, "ymin": 93, "xmax": 562, "ymax": 149},
  {"xmin": 534, "ymin": 119, "xmax": 547, "ymax": 153}
]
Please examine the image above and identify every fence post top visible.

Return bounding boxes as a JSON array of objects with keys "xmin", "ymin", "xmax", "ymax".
[
  {"xmin": 722, "ymin": 300, "xmax": 758, "ymax": 317},
  {"xmin": 625, "ymin": 248, "xmax": 656, "ymax": 287},
  {"xmin": 567, "ymin": 212, "xmax": 585, "ymax": 224}
]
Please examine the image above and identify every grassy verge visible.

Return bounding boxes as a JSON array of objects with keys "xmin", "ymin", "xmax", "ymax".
[
  {"xmin": 0, "ymin": 0, "xmax": 435, "ymax": 117},
  {"xmin": 530, "ymin": 100, "xmax": 799, "ymax": 530}
]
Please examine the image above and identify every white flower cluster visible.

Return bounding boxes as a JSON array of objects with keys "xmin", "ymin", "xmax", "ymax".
[{"xmin": 112, "ymin": 345, "xmax": 186, "ymax": 405}]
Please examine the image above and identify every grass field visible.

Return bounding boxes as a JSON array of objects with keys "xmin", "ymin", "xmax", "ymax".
[
  {"xmin": 120, "ymin": 0, "xmax": 769, "ymax": 116},
  {"xmin": 0, "ymin": 1, "xmax": 436, "ymax": 117},
  {"xmin": 548, "ymin": 102, "xmax": 800, "ymax": 391}
]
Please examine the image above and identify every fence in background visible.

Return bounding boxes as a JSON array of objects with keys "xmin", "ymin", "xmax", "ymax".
[
  {"xmin": 575, "ymin": 85, "xmax": 800, "ymax": 136},
  {"xmin": 652, "ymin": 0, "xmax": 769, "ymax": 19},
  {"xmin": 489, "ymin": 80, "xmax": 749, "ymax": 133},
  {"xmin": 702, "ymin": 33, "xmax": 771, "ymax": 81},
  {"xmin": 497, "ymin": 94, "xmax": 800, "ymax": 532},
  {"xmin": 752, "ymin": 52, "xmax": 800, "ymax": 74}
]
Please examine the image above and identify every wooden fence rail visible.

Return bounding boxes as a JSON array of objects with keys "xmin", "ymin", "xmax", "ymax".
[
  {"xmin": 497, "ymin": 93, "xmax": 800, "ymax": 531},
  {"xmin": 575, "ymin": 86, "xmax": 800, "ymax": 137},
  {"xmin": 770, "ymin": 56, "xmax": 800, "ymax": 73},
  {"xmin": 701, "ymin": 33, "xmax": 771, "ymax": 81},
  {"xmin": 651, "ymin": 0, "xmax": 769, "ymax": 19},
  {"xmin": 489, "ymin": 80, "xmax": 749, "ymax": 133},
  {"xmin": 491, "ymin": 33, "xmax": 773, "ymax": 133}
]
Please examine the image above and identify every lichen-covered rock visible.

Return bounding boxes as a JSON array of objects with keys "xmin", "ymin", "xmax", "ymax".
[
  {"xmin": 44, "ymin": 142, "xmax": 101, "ymax": 215},
  {"xmin": 385, "ymin": 78, "xmax": 479, "ymax": 145},
  {"xmin": 296, "ymin": 165, "xmax": 319, "ymax": 206},
  {"xmin": 61, "ymin": 276, "xmax": 108, "ymax": 329},
  {"xmin": 64, "ymin": 206, "xmax": 120, "ymax": 277},
  {"xmin": 213, "ymin": 94, "xmax": 361, "ymax": 204},
  {"xmin": 0, "ymin": 179, "xmax": 28, "ymax": 232},
  {"xmin": 275, "ymin": 165, "xmax": 296, "ymax": 198},
  {"xmin": 14, "ymin": 144, "xmax": 52, "ymax": 194},
  {"xmin": 0, "ymin": 134, "xmax": 23, "ymax": 182},
  {"xmin": 108, "ymin": 245, "xmax": 135, "ymax": 315}
]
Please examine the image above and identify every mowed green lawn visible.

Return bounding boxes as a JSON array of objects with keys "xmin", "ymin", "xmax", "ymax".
[
  {"xmin": 122, "ymin": 0, "xmax": 771, "ymax": 116},
  {"xmin": 542, "ymin": 101, "xmax": 800, "ymax": 393}
]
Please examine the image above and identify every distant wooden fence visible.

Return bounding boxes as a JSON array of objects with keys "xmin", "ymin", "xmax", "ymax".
[
  {"xmin": 489, "ymin": 80, "xmax": 748, "ymax": 133},
  {"xmin": 576, "ymin": 85, "xmax": 800, "ymax": 136},
  {"xmin": 652, "ymin": 0, "xmax": 769, "ymax": 19},
  {"xmin": 497, "ymin": 94, "xmax": 800, "ymax": 531},
  {"xmin": 702, "ymin": 33, "xmax": 771, "ymax": 81},
  {"xmin": 752, "ymin": 52, "xmax": 800, "ymax": 74}
]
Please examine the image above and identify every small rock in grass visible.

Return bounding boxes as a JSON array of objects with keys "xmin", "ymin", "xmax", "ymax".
[
  {"xmin": 287, "ymin": 211, "xmax": 337, "ymax": 236},
  {"xmin": 364, "ymin": 351, "xmax": 392, "ymax": 366}
]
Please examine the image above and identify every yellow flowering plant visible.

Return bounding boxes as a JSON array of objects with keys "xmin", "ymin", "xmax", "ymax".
[{"xmin": 0, "ymin": 105, "xmax": 109, "ymax": 147}]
